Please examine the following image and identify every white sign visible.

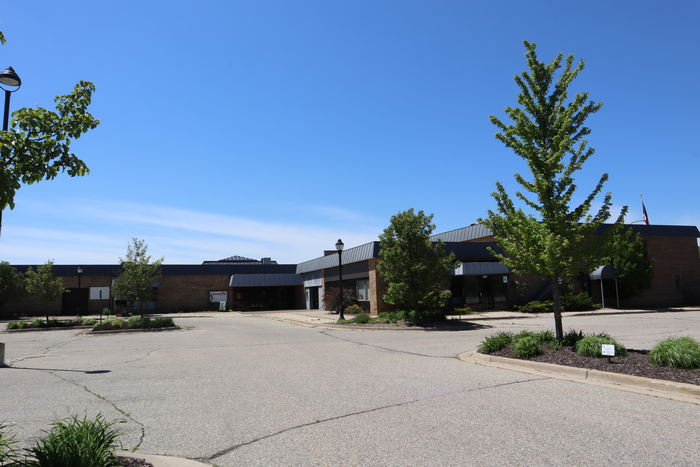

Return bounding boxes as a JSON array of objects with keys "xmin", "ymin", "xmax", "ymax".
[
  {"xmin": 601, "ymin": 344, "xmax": 615, "ymax": 356},
  {"xmin": 89, "ymin": 287, "xmax": 110, "ymax": 300},
  {"xmin": 209, "ymin": 291, "xmax": 228, "ymax": 303}
]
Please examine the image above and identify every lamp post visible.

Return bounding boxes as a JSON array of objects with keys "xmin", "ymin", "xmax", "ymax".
[
  {"xmin": 335, "ymin": 239, "xmax": 345, "ymax": 322},
  {"xmin": 76, "ymin": 266, "xmax": 83, "ymax": 316},
  {"xmin": 0, "ymin": 66, "xmax": 22, "ymax": 238}
]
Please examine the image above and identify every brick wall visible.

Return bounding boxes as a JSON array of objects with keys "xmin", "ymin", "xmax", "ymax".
[{"xmin": 156, "ymin": 274, "xmax": 231, "ymax": 312}]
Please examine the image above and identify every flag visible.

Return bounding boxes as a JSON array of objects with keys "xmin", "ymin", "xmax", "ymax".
[{"xmin": 642, "ymin": 200, "xmax": 650, "ymax": 225}]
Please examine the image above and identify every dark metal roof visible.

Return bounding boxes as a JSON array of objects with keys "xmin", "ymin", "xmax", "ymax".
[
  {"xmin": 203, "ymin": 255, "xmax": 260, "ymax": 264},
  {"xmin": 296, "ymin": 242, "xmax": 380, "ymax": 274},
  {"xmin": 11, "ymin": 263, "xmax": 297, "ymax": 277},
  {"xmin": 229, "ymin": 274, "xmax": 302, "ymax": 287},
  {"xmin": 590, "ymin": 265, "xmax": 617, "ymax": 280},
  {"xmin": 431, "ymin": 224, "xmax": 493, "ymax": 242}
]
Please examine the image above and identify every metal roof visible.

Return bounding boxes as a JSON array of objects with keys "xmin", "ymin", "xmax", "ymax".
[
  {"xmin": 296, "ymin": 242, "xmax": 380, "ymax": 274},
  {"xmin": 12, "ymin": 263, "xmax": 297, "ymax": 277},
  {"xmin": 203, "ymin": 255, "xmax": 259, "ymax": 264},
  {"xmin": 229, "ymin": 274, "xmax": 302, "ymax": 287},
  {"xmin": 430, "ymin": 224, "xmax": 493, "ymax": 242}
]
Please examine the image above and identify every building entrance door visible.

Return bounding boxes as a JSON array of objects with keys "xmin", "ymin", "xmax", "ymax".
[{"xmin": 62, "ymin": 288, "xmax": 89, "ymax": 316}]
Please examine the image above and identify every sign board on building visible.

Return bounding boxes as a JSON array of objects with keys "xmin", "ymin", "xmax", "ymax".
[
  {"xmin": 89, "ymin": 287, "xmax": 110, "ymax": 300},
  {"xmin": 209, "ymin": 291, "xmax": 228, "ymax": 303}
]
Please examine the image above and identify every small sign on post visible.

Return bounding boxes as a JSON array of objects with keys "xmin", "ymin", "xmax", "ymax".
[{"xmin": 601, "ymin": 344, "xmax": 615, "ymax": 363}]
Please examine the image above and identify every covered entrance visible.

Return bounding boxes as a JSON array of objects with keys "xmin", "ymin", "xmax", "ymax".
[
  {"xmin": 450, "ymin": 262, "xmax": 510, "ymax": 310},
  {"xmin": 62, "ymin": 288, "xmax": 89, "ymax": 315},
  {"xmin": 229, "ymin": 274, "xmax": 304, "ymax": 311}
]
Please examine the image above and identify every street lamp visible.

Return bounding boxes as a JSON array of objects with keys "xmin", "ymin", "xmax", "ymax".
[
  {"xmin": 0, "ymin": 66, "xmax": 21, "ymax": 238},
  {"xmin": 77, "ymin": 266, "xmax": 84, "ymax": 317},
  {"xmin": 335, "ymin": 239, "xmax": 345, "ymax": 322}
]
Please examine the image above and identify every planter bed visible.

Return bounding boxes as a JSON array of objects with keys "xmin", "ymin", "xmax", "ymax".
[
  {"xmin": 492, "ymin": 345, "xmax": 700, "ymax": 386},
  {"xmin": 89, "ymin": 326, "xmax": 181, "ymax": 334}
]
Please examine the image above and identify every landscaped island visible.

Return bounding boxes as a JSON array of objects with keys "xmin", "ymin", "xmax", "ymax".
[{"xmin": 5, "ymin": 316, "xmax": 177, "ymax": 332}]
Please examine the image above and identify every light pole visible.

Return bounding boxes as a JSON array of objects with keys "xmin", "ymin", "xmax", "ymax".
[
  {"xmin": 77, "ymin": 266, "xmax": 83, "ymax": 316},
  {"xmin": 335, "ymin": 239, "xmax": 345, "ymax": 322},
  {"xmin": 0, "ymin": 66, "xmax": 22, "ymax": 238}
]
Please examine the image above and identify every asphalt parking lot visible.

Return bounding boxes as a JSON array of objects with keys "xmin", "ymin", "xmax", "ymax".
[{"xmin": 1, "ymin": 311, "xmax": 699, "ymax": 466}]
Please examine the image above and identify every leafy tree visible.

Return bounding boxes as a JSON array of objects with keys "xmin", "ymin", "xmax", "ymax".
[
  {"xmin": 0, "ymin": 261, "xmax": 24, "ymax": 310},
  {"xmin": 377, "ymin": 209, "xmax": 457, "ymax": 317},
  {"xmin": 25, "ymin": 260, "xmax": 65, "ymax": 323},
  {"xmin": 112, "ymin": 238, "xmax": 163, "ymax": 316},
  {"xmin": 0, "ymin": 31, "xmax": 99, "ymax": 236},
  {"xmin": 605, "ymin": 225, "xmax": 653, "ymax": 300},
  {"xmin": 481, "ymin": 41, "xmax": 625, "ymax": 340}
]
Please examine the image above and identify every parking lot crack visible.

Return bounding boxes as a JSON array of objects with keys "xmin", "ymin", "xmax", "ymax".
[
  {"xmin": 319, "ymin": 330, "xmax": 453, "ymax": 359},
  {"xmin": 202, "ymin": 376, "xmax": 546, "ymax": 462},
  {"xmin": 48, "ymin": 371, "xmax": 146, "ymax": 450}
]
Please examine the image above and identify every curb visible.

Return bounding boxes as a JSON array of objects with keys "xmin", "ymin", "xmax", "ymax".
[
  {"xmin": 88, "ymin": 326, "xmax": 182, "ymax": 335},
  {"xmin": 459, "ymin": 350, "xmax": 700, "ymax": 405},
  {"xmin": 2, "ymin": 326, "xmax": 93, "ymax": 333},
  {"xmin": 271, "ymin": 317, "xmax": 468, "ymax": 332},
  {"xmin": 118, "ymin": 451, "xmax": 211, "ymax": 467}
]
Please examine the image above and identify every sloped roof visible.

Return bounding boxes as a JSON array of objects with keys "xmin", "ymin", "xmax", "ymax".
[{"xmin": 430, "ymin": 224, "xmax": 493, "ymax": 242}]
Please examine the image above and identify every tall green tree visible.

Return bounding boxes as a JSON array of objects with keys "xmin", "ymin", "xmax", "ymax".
[
  {"xmin": 377, "ymin": 209, "xmax": 457, "ymax": 317},
  {"xmin": 0, "ymin": 261, "xmax": 24, "ymax": 314},
  {"xmin": 25, "ymin": 260, "xmax": 65, "ymax": 323},
  {"xmin": 0, "ymin": 31, "xmax": 99, "ymax": 236},
  {"xmin": 605, "ymin": 225, "xmax": 653, "ymax": 300},
  {"xmin": 481, "ymin": 41, "xmax": 625, "ymax": 340},
  {"xmin": 112, "ymin": 238, "xmax": 163, "ymax": 316}
]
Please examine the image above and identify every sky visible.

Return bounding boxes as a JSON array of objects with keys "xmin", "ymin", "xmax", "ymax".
[{"xmin": 1, "ymin": 0, "xmax": 698, "ymax": 264}]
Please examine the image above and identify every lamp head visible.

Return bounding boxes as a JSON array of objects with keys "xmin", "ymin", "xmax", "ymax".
[
  {"xmin": 335, "ymin": 239, "xmax": 344, "ymax": 252},
  {"xmin": 0, "ymin": 66, "xmax": 21, "ymax": 88},
  {"xmin": 77, "ymin": 266, "xmax": 83, "ymax": 275}
]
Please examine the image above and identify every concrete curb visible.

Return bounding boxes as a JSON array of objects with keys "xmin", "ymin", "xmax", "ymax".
[
  {"xmin": 459, "ymin": 350, "xmax": 700, "ymax": 405},
  {"xmin": 118, "ymin": 451, "xmax": 211, "ymax": 466},
  {"xmin": 2, "ymin": 325, "xmax": 93, "ymax": 333},
  {"xmin": 88, "ymin": 326, "xmax": 182, "ymax": 335},
  {"xmin": 271, "ymin": 317, "xmax": 460, "ymax": 332}
]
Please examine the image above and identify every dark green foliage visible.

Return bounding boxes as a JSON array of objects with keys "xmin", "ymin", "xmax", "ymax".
[
  {"xmin": 649, "ymin": 337, "xmax": 700, "ymax": 369},
  {"xmin": 377, "ymin": 209, "xmax": 457, "ymax": 319},
  {"xmin": 561, "ymin": 292, "xmax": 598, "ymax": 311},
  {"xmin": 481, "ymin": 41, "xmax": 625, "ymax": 340},
  {"xmin": 604, "ymin": 225, "xmax": 654, "ymax": 299},
  {"xmin": 6, "ymin": 318, "xmax": 97, "ymax": 330},
  {"xmin": 562, "ymin": 329, "xmax": 586, "ymax": 347},
  {"xmin": 344, "ymin": 304, "xmax": 365, "ymax": 315},
  {"xmin": 479, "ymin": 331, "xmax": 514, "ymax": 354},
  {"xmin": 532, "ymin": 330, "xmax": 555, "ymax": 343},
  {"xmin": 0, "ymin": 423, "xmax": 20, "ymax": 465},
  {"xmin": 516, "ymin": 300, "xmax": 553, "ymax": 313},
  {"xmin": 0, "ymin": 262, "xmax": 24, "ymax": 308},
  {"xmin": 92, "ymin": 316, "xmax": 174, "ymax": 331},
  {"xmin": 452, "ymin": 306, "xmax": 472, "ymax": 318},
  {"xmin": 26, "ymin": 414, "xmax": 123, "ymax": 467},
  {"xmin": 575, "ymin": 335, "xmax": 627, "ymax": 358},
  {"xmin": 112, "ymin": 239, "xmax": 163, "ymax": 317},
  {"xmin": 24, "ymin": 261, "xmax": 66, "ymax": 323},
  {"xmin": 378, "ymin": 311, "xmax": 406, "ymax": 324},
  {"xmin": 513, "ymin": 335, "xmax": 543, "ymax": 358},
  {"xmin": 353, "ymin": 313, "xmax": 370, "ymax": 324}
]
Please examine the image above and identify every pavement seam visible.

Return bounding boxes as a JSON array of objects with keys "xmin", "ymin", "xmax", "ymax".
[
  {"xmin": 201, "ymin": 376, "xmax": 547, "ymax": 462},
  {"xmin": 48, "ymin": 371, "xmax": 147, "ymax": 450},
  {"xmin": 319, "ymin": 330, "xmax": 453, "ymax": 359}
]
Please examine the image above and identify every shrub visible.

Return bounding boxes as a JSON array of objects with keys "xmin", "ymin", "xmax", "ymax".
[
  {"xmin": 26, "ymin": 414, "xmax": 124, "ymax": 467},
  {"xmin": 479, "ymin": 331, "xmax": 514, "ymax": 354},
  {"xmin": 532, "ymin": 330, "xmax": 555, "ymax": 343},
  {"xmin": 152, "ymin": 317, "xmax": 175, "ymax": 328},
  {"xmin": 649, "ymin": 337, "xmax": 700, "ymax": 369},
  {"xmin": 127, "ymin": 316, "xmax": 145, "ymax": 329},
  {"xmin": 561, "ymin": 292, "xmax": 597, "ymax": 311},
  {"xmin": 452, "ymin": 306, "xmax": 472, "ymax": 317},
  {"xmin": 31, "ymin": 318, "xmax": 46, "ymax": 328},
  {"xmin": 513, "ymin": 335, "xmax": 543, "ymax": 358},
  {"xmin": 345, "ymin": 304, "xmax": 365, "ymax": 315},
  {"xmin": 562, "ymin": 329, "xmax": 586, "ymax": 347},
  {"xmin": 0, "ymin": 423, "xmax": 20, "ymax": 465},
  {"xmin": 378, "ymin": 311, "xmax": 405, "ymax": 324},
  {"xmin": 353, "ymin": 313, "xmax": 370, "ymax": 324},
  {"xmin": 7, "ymin": 321, "xmax": 29, "ymax": 330},
  {"xmin": 92, "ymin": 317, "xmax": 126, "ymax": 331},
  {"xmin": 575, "ymin": 335, "xmax": 627, "ymax": 358},
  {"xmin": 516, "ymin": 300, "xmax": 553, "ymax": 314},
  {"xmin": 80, "ymin": 318, "xmax": 97, "ymax": 326}
]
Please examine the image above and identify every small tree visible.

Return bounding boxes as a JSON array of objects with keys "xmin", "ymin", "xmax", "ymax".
[
  {"xmin": 25, "ymin": 261, "xmax": 65, "ymax": 323},
  {"xmin": 377, "ymin": 209, "xmax": 457, "ymax": 317},
  {"xmin": 605, "ymin": 225, "xmax": 653, "ymax": 300},
  {"xmin": 0, "ymin": 31, "xmax": 99, "ymax": 237},
  {"xmin": 0, "ymin": 261, "xmax": 24, "ymax": 315},
  {"xmin": 481, "ymin": 41, "xmax": 625, "ymax": 340},
  {"xmin": 112, "ymin": 238, "xmax": 163, "ymax": 317}
]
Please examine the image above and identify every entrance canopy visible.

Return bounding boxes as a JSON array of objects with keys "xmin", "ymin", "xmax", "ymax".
[
  {"xmin": 589, "ymin": 265, "xmax": 617, "ymax": 280},
  {"xmin": 229, "ymin": 274, "xmax": 302, "ymax": 287},
  {"xmin": 453, "ymin": 262, "xmax": 509, "ymax": 276}
]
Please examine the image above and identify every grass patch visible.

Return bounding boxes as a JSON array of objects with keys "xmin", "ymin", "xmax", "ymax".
[
  {"xmin": 575, "ymin": 335, "xmax": 627, "ymax": 358},
  {"xmin": 649, "ymin": 337, "xmax": 700, "ymax": 369},
  {"xmin": 92, "ymin": 316, "xmax": 175, "ymax": 331},
  {"xmin": 26, "ymin": 414, "xmax": 124, "ymax": 467},
  {"xmin": 0, "ymin": 423, "xmax": 20, "ymax": 466},
  {"xmin": 479, "ymin": 331, "xmax": 514, "ymax": 354}
]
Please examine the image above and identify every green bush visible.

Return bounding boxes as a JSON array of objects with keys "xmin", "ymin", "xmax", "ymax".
[
  {"xmin": 344, "ymin": 304, "xmax": 365, "ymax": 315},
  {"xmin": 353, "ymin": 313, "xmax": 370, "ymax": 324},
  {"xmin": 516, "ymin": 300, "xmax": 553, "ymax": 313},
  {"xmin": 80, "ymin": 318, "xmax": 97, "ymax": 326},
  {"xmin": 532, "ymin": 330, "xmax": 555, "ymax": 343},
  {"xmin": 562, "ymin": 329, "xmax": 586, "ymax": 347},
  {"xmin": 31, "ymin": 318, "xmax": 46, "ymax": 328},
  {"xmin": 127, "ymin": 316, "xmax": 145, "ymax": 329},
  {"xmin": 26, "ymin": 414, "xmax": 124, "ymax": 467},
  {"xmin": 92, "ymin": 317, "xmax": 126, "ymax": 331},
  {"xmin": 479, "ymin": 331, "xmax": 514, "ymax": 354},
  {"xmin": 649, "ymin": 337, "xmax": 700, "ymax": 369},
  {"xmin": 575, "ymin": 335, "xmax": 627, "ymax": 358},
  {"xmin": 452, "ymin": 306, "xmax": 472, "ymax": 316},
  {"xmin": 561, "ymin": 292, "xmax": 598, "ymax": 311},
  {"xmin": 378, "ymin": 311, "xmax": 406, "ymax": 323},
  {"xmin": 513, "ymin": 335, "xmax": 543, "ymax": 358},
  {"xmin": 0, "ymin": 423, "xmax": 20, "ymax": 465},
  {"xmin": 152, "ymin": 317, "xmax": 175, "ymax": 328},
  {"xmin": 7, "ymin": 320, "xmax": 29, "ymax": 330}
]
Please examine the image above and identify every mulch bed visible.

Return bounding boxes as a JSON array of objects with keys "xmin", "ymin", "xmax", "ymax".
[
  {"xmin": 492, "ymin": 344, "xmax": 700, "ymax": 386},
  {"xmin": 118, "ymin": 456, "xmax": 153, "ymax": 467}
]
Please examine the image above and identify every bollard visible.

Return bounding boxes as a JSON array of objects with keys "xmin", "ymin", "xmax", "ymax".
[{"xmin": 0, "ymin": 342, "xmax": 5, "ymax": 367}]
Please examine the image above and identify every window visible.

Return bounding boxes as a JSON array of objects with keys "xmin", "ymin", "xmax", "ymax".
[{"xmin": 356, "ymin": 280, "xmax": 370, "ymax": 301}]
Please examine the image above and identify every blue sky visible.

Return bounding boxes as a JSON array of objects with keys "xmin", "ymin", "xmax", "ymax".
[{"xmin": 1, "ymin": 0, "xmax": 698, "ymax": 264}]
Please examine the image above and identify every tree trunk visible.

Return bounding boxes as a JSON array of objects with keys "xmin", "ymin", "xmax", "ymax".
[{"xmin": 551, "ymin": 278, "xmax": 564, "ymax": 340}]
